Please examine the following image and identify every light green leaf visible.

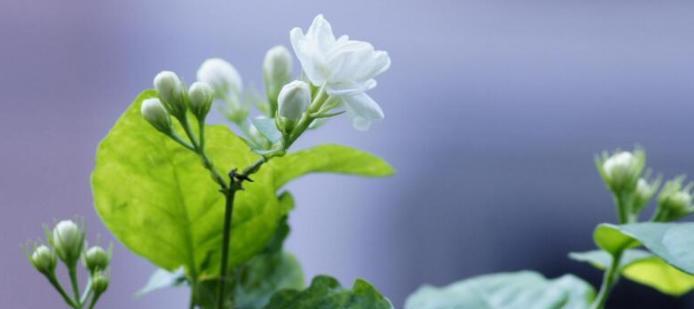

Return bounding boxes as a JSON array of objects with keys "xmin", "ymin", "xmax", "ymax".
[
  {"xmin": 593, "ymin": 223, "xmax": 640, "ymax": 255},
  {"xmin": 593, "ymin": 223, "xmax": 694, "ymax": 274},
  {"xmin": 93, "ymin": 90, "xmax": 393, "ymax": 279},
  {"xmin": 264, "ymin": 275, "xmax": 393, "ymax": 309},
  {"xmin": 136, "ymin": 268, "xmax": 186, "ymax": 297},
  {"xmin": 404, "ymin": 271, "xmax": 595, "ymax": 309},
  {"xmin": 570, "ymin": 249, "xmax": 694, "ymax": 296},
  {"xmin": 269, "ymin": 145, "xmax": 395, "ymax": 189}
]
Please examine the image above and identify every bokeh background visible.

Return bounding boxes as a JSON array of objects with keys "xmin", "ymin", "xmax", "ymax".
[{"xmin": 2, "ymin": 0, "xmax": 694, "ymax": 308}]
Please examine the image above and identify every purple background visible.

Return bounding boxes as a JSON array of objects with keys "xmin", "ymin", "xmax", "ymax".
[{"xmin": 2, "ymin": 0, "xmax": 694, "ymax": 308}]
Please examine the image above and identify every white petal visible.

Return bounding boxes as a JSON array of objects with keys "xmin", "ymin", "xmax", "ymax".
[
  {"xmin": 306, "ymin": 14, "xmax": 336, "ymax": 52},
  {"xmin": 327, "ymin": 79, "xmax": 377, "ymax": 96},
  {"xmin": 290, "ymin": 27, "xmax": 328, "ymax": 85},
  {"xmin": 342, "ymin": 93, "xmax": 384, "ymax": 130}
]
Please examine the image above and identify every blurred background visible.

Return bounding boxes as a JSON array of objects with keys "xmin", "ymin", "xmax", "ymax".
[{"xmin": 2, "ymin": 0, "xmax": 694, "ymax": 308}]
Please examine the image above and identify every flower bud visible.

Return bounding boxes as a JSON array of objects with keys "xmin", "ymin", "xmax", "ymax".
[
  {"xmin": 263, "ymin": 46, "xmax": 293, "ymax": 105},
  {"xmin": 153, "ymin": 71, "xmax": 186, "ymax": 116},
  {"xmin": 188, "ymin": 82, "xmax": 214, "ymax": 120},
  {"xmin": 141, "ymin": 98, "xmax": 172, "ymax": 133},
  {"xmin": 597, "ymin": 149, "xmax": 645, "ymax": 193},
  {"xmin": 632, "ymin": 177, "xmax": 660, "ymax": 214},
  {"xmin": 30, "ymin": 245, "xmax": 57, "ymax": 274},
  {"xmin": 278, "ymin": 80, "xmax": 311, "ymax": 121},
  {"xmin": 85, "ymin": 246, "xmax": 110, "ymax": 273},
  {"xmin": 196, "ymin": 58, "xmax": 243, "ymax": 99},
  {"xmin": 51, "ymin": 220, "xmax": 85, "ymax": 266},
  {"xmin": 91, "ymin": 272, "xmax": 109, "ymax": 294}
]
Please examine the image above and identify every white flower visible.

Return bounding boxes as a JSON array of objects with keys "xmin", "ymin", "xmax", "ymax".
[
  {"xmin": 197, "ymin": 58, "xmax": 243, "ymax": 99},
  {"xmin": 290, "ymin": 14, "xmax": 391, "ymax": 130},
  {"xmin": 278, "ymin": 80, "xmax": 311, "ymax": 121}
]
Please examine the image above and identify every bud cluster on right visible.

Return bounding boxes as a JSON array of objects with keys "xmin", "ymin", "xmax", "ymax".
[
  {"xmin": 596, "ymin": 147, "xmax": 694, "ymax": 223},
  {"xmin": 27, "ymin": 219, "xmax": 111, "ymax": 309}
]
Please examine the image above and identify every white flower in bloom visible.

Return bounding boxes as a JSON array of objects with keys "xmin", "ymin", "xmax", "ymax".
[
  {"xmin": 290, "ymin": 14, "xmax": 391, "ymax": 130},
  {"xmin": 197, "ymin": 58, "xmax": 243, "ymax": 99}
]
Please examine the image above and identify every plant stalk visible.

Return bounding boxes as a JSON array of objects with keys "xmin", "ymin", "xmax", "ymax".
[
  {"xmin": 47, "ymin": 274, "xmax": 78, "ymax": 308},
  {"xmin": 68, "ymin": 265, "xmax": 82, "ymax": 308}
]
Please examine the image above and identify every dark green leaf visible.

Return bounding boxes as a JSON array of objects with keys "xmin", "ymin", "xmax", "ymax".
[
  {"xmin": 405, "ymin": 271, "xmax": 594, "ymax": 309},
  {"xmin": 264, "ymin": 275, "xmax": 393, "ymax": 309}
]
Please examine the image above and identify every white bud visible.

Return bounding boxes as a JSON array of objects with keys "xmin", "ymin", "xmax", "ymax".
[
  {"xmin": 141, "ymin": 98, "xmax": 172, "ymax": 133},
  {"xmin": 52, "ymin": 220, "xmax": 84, "ymax": 266},
  {"xmin": 278, "ymin": 80, "xmax": 311, "ymax": 121},
  {"xmin": 197, "ymin": 58, "xmax": 243, "ymax": 98},
  {"xmin": 188, "ymin": 82, "xmax": 214, "ymax": 119},
  {"xmin": 30, "ymin": 245, "xmax": 56, "ymax": 274},
  {"xmin": 602, "ymin": 151, "xmax": 638, "ymax": 190},
  {"xmin": 264, "ymin": 46, "xmax": 293, "ymax": 103},
  {"xmin": 153, "ymin": 71, "xmax": 185, "ymax": 112}
]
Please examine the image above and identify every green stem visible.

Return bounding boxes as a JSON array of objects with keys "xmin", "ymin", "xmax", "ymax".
[
  {"xmin": 217, "ymin": 187, "xmax": 236, "ymax": 309},
  {"xmin": 592, "ymin": 192, "xmax": 631, "ymax": 309},
  {"xmin": 87, "ymin": 292, "xmax": 102, "ymax": 309},
  {"xmin": 47, "ymin": 274, "xmax": 78, "ymax": 308},
  {"xmin": 68, "ymin": 265, "xmax": 82, "ymax": 308},
  {"xmin": 591, "ymin": 250, "xmax": 623, "ymax": 309}
]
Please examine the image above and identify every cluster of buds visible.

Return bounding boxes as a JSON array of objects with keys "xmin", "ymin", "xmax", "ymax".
[
  {"xmin": 142, "ymin": 71, "xmax": 215, "ymax": 136},
  {"xmin": 596, "ymin": 148, "xmax": 694, "ymax": 223},
  {"xmin": 654, "ymin": 177, "xmax": 694, "ymax": 222},
  {"xmin": 28, "ymin": 220, "xmax": 110, "ymax": 308}
]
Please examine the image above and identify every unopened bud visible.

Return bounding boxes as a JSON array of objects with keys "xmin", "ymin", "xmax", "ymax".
[
  {"xmin": 263, "ymin": 46, "xmax": 293, "ymax": 106},
  {"xmin": 30, "ymin": 245, "xmax": 57, "ymax": 274},
  {"xmin": 196, "ymin": 58, "xmax": 243, "ymax": 98},
  {"xmin": 51, "ymin": 220, "xmax": 84, "ymax": 266},
  {"xmin": 153, "ymin": 71, "xmax": 185, "ymax": 115},
  {"xmin": 91, "ymin": 272, "xmax": 109, "ymax": 294},
  {"xmin": 598, "ymin": 150, "xmax": 644, "ymax": 192},
  {"xmin": 141, "ymin": 98, "xmax": 172, "ymax": 133},
  {"xmin": 278, "ymin": 80, "xmax": 310, "ymax": 121},
  {"xmin": 188, "ymin": 82, "xmax": 214, "ymax": 120},
  {"xmin": 85, "ymin": 246, "xmax": 110, "ymax": 273}
]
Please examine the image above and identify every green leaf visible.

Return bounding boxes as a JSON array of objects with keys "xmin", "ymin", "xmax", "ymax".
[
  {"xmin": 235, "ymin": 252, "xmax": 305, "ymax": 309},
  {"xmin": 570, "ymin": 249, "xmax": 694, "ymax": 296},
  {"xmin": 264, "ymin": 275, "xmax": 393, "ymax": 309},
  {"xmin": 269, "ymin": 145, "xmax": 395, "ymax": 189},
  {"xmin": 593, "ymin": 223, "xmax": 640, "ymax": 255},
  {"xmin": 404, "ymin": 271, "xmax": 595, "ymax": 309},
  {"xmin": 93, "ymin": 90, "xmax": 393, "ymax": 279},
  {"xmin": 593, "ymin": 223, "xmax": 694, "ymax": 274},
  {"xmin": 136, "ymin": 268, "xmax": 186, "ymax": 297}
]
